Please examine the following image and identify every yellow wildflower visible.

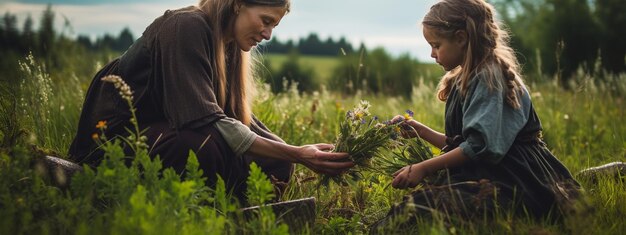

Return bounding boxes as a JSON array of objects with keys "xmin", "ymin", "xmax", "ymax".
[
  {"xmin": 403, "ymin": 113, "xmax": 413, "ymax": 121},
  {"xmin": 356, "ymin": 112, "xmax": 364, "ymax": 119}
]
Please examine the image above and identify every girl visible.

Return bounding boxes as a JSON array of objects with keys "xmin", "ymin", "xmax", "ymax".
[{"xmin": 374, "ymin": 0, "xmax": 579, "ymax": 230}]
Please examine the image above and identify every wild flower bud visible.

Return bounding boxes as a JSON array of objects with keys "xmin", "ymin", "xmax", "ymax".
[{"xmin": 101, "ymin": 75, "xmax": 134, "ymax": 102}]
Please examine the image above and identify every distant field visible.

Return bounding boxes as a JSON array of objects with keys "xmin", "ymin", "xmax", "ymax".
[
  {"xmin": 414, "ymin": 62, "xmax": 445, "ymax": 82},
  {"xmin": 262, "ymin": 54, "xmax": 340, "ymax": 84},
  {"xmin": 261, "ymin": 53, "xmax": 445, "ymax": 84}
]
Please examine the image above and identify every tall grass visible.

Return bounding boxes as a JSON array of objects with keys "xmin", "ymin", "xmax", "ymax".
[
  {"xmin": 2, "ymin": 53, "xmax": 625, "ymax": 234},
  {"xmin": 15, "ymin": 53, "xmax": 91, "ymax": 155}
]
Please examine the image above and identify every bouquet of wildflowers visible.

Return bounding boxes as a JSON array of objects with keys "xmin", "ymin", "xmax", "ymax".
[
  {"xmin": 319, "ymin": 100, "xmax": 402, "ymax": 186},
  {"xmin": 370, "ymin": 110, "xmax": 435, "ymax": 176}
]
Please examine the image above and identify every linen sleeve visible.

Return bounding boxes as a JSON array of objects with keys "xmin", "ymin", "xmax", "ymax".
[
  {"xmin": 214, "ymin": 114, "xmax": 284, "ymax": 157},
  {"xmin": 155, "ymin": 13, "xmax": 225, "ymax": 128},
  {"xmin": 458, "ymin": 75, "xmax": 529, "ymax": 164},
  {"xmin": 214, "ymin": 117, "xmax": 258, "ymax": 157}
]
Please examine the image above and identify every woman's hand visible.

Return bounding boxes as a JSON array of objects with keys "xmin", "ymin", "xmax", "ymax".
[
  {"xmin": 391, "ymin": 163, "xmax": 428, "ymax": 189},
  {"xmin": 247, "ymin": 137, "xmax": 354, "ymax": 175},
  {"xmin": 296, "ymin": 143, "xmax": 355, "ymax": 176}
]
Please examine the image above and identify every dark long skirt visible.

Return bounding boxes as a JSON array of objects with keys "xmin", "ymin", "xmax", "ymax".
[
  {"xmin": 142, "ymin": 121, "xmax": 293, "ymax": 203},
  {"xmin": 143, "ymin": 121, "xmax": 250, "ymax": 201}
]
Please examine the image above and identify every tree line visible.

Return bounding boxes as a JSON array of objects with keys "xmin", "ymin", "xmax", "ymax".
[
  {"xmin": 0, "ymin": 6, "xmax": 136, "ymax": 55},
  {"xmin": 0, "ymin": 5, "xmax": 135, "ymax": 83},
  {"xmin": 259, "ymin": 33, "xmax": 356, "ymax": 56},
  {"xmin": 493, "ymin": 0, "xmax": 626, "ymax": 85}
]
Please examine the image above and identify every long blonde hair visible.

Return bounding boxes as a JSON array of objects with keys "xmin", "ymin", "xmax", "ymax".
[
  {"xmin": 198, "ymin": 0, "xmax": 290, "ymax": 125},
  {"xmin": 424, "ymin": 0, "xmax": 525, "ymax": 109}
]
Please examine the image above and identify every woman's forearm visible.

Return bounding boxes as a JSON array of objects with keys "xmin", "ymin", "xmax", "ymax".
[
  {"xmin": 245, "ymin": 136, "xmax": 355, "ymax": 175},
  {"xmin": 246, "ymin": 136, "xmax": 300, "ymax": 162}
]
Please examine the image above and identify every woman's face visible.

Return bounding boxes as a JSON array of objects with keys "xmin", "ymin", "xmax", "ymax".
[
  {"xmin": 232, "ymin": 5, "xmax": 287, "ymax": 51},
  {"xmin": 423, "ymin": 26, "xmax": 466, "ymax": 71}
]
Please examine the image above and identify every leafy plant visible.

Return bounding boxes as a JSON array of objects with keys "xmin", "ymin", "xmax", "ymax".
[
  {"xmin": 244, "ymin": 162, "xmax": 289, "ymax": 234},
  {"xmin": 247, "ymin": 162, "xmax": 276, "ymax": 206},
  {"xmin": 319, "ymin": 100, "xmax": 401, "ymax": 186}
]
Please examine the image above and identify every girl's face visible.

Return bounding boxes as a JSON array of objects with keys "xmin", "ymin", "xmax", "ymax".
[
  {"xmin": 232, "ymin": 5, "xmax": 286, "ymax": 51},
  {"xmin": 423, "ymin": 26, "xmax": 466, "ymax": 71}
]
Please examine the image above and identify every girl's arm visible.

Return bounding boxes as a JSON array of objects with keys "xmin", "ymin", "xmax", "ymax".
[
  {"xmin": 247, "ymin": 136, "xmax": 355, "ymax": 176},
  {"xmin": 391, "ymin": 147, "xmax": 469, "ymax": 189},
  {"xmin": 405, "ymin": 119, "xmax": 447, "ymax": 149},
  {"xmin": 391, "ymin": 115, "xmax": 447, "ymax": 148}
]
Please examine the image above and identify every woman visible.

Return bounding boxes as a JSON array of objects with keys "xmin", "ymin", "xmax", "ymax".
[{"xmin": 69, "ymin": 0, "xmax": 354, "ymax": 201}]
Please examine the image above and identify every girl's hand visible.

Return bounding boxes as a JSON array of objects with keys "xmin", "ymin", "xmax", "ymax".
[
  {"xmin": 391, "ymin": 115, "xmax": 420, "ymax": 138},
  {"xmin": 390, "ymin": 115, "xmax": 406, "ymax": 124},
  {"xmin": 391, "ymin": 163, "xmax": 427, "ymax": 189},
  {"xmin": 297, "ymin": 143, "xmax": 355, "ymax": 176}
]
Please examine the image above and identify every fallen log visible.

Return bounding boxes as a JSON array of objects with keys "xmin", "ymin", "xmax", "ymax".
[
  {"xmin": 36, "ymin": 155, "xmax": 84, "ymax": 188},
  {"xmin": 576, "ymin": 161, "xmax": 626, "ymax": 183}
]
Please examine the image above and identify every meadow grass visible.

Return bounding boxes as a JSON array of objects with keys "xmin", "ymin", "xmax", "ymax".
[
  {"xmin": 1, "ymin": 53, "xmax": 625, "ymax": 234},
  {"xmin": 264, "ymin": 53, "xmax": 340, "ymax": 84}
]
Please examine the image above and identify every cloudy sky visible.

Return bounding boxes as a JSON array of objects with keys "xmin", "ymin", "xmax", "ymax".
[{"xmin": 0, "ymin": 0, "xmax": 438, "ymax": 61}]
